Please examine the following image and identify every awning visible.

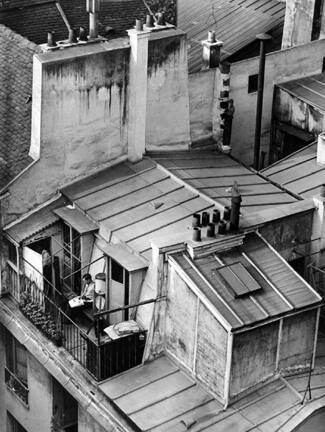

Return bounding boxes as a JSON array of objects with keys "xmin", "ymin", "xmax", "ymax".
[
  {"xmin": 53, "ymin": 206, "xmax": 98, "ymax": 234},
  {"xmin": 4, "ymin": 196, "xmax": 67, "ymax": 245}
]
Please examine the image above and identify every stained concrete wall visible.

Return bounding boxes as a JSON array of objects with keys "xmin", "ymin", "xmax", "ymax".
[
  {"xmin": 79, "ymin": 408, "xmax": 108, "ymax": 432},
  {"xmin": 229, "ymin": 38, "xmax": 325, "ymax": 165},
  {"xmin": 146, "ymin": 32, "xmax": 190, "ymax": 150},
  {"xmin": 230, "ymin": 322, "xmax": 279, "ymax": 397},
  {"xmin": 195, "ymin": 301, "xmax": 227, "ymax": 399},
  {"xmin": 188, "ymin": 69, "xmax": 215, "ymax": 143},
  {"xmin": 260, "ymin": 211, "xmax": 313, "ymax": 263},
  {"xmin": 282, "ymin": 0, "xmax": 316, "ymax": 49},
  {"xmin": 0, "ymin": 326, "xmax": 53, "ymax": 432},
  {"xmin": 165, "ymin": 264, "xmax": 228, "ymax": 399},
  {"xmin": 279, "ymin": 310, "xmax": 317, "ymax": 371}
]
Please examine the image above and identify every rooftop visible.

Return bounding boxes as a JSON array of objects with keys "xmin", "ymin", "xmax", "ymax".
[
  {"xmin": 262, "ymin": 142, "xmax": 325, "ymax": 198},
  {"xmin": 150, "ymin": 151, "xmax": 298, "ymax": 213},
  {"xmin": 0, "ymin": 0, "xmax": 148, "ymax": 44},
  {"xmin": 277, "ymin": 73, "xmax": 325, "ymax": 112},
  {"xmin": 177, "ymin": 0, "xmax": 285, "ymax": 73},
  {"xmin": 99, "ymin": 335, "xmax": 325, "ymax": 432},
  {"xmin": 170, "ymin": 232, "xmax": 321, "ymax": 330}
]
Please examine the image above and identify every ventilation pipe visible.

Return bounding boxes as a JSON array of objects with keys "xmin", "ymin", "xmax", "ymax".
[
  {"xmin": 317, "ymin": 132, "xmax": 325, "ymax": 165},
  {"xmin": 253, "ymin": 33, "xmax": 272, "ymax": 170},
  {"xmin": 87, "ymin": 0, "xmax": 101, "ymax": 39},
  {"xmin": 47, "ymin": 31, "xmax": 56, "ymax": 47},
  {"xmin": 230, "ymin": 182, "xmax": 242, "ymax": 231}
]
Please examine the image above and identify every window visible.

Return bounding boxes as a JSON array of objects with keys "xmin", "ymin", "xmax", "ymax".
[
  {"xmin": 52, "ymin": 378, "xmax": 78, "ymax": 432},
  {"xmin": 5, "ymin": 330, "xmax": 28, "ymax": 405},
  {"xmin": 7, "ymin": 412, "xmax": 27, "ymax": 432},
  {"xmin": 248, "ymin": 74, "xmax": 258, "ymax": 94},
  {"xmin": 322, "ymin": 56, "xmax": 325, "ymax": 73},
  {"xmin": 5, "ymin": 238, "xmax": 17, "ymax": 264},
  {"xmin": 63, "ymin": 223, "xmax": 81, "ymax": 294}
]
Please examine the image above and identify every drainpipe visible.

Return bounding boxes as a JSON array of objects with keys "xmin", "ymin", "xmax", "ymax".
[
  {"xmin": 87, "ymin": 0, "xmax": 100, "ymax": 39},
  {"xmin": 253, "ymin": 33, "xmax": 272, "ymax": 170}
]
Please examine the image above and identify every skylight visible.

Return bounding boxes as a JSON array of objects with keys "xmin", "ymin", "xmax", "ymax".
[{"xmin": 217, "ymin": 262, "xmax": 262, "ymax": 298}]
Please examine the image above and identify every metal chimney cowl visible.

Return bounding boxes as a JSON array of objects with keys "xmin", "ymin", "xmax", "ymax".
[{"xmin": 317, "ymin": 132, "xmax": 325, "ymax": 165}]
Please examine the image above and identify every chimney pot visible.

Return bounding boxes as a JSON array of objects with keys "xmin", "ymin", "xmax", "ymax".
[
  {"xmin": 212, "ymin": 209, "xmax": 220, "ymax": 224},
  {"xmin": 218, "ymin": 220, "xmax": 227, "ymax": 234},
  {"xmin": 192, "ymin": 227, "xmax": 201, "ymax": 242},
  {"xmin": 317, "ymin": 133, "xmax": 325, "ymax": 165},
  {"xmin": 192, "ymin": 213, "xmax": 201, "ymax": 227},
  {"xmin": 201, "ymin": 211, "xmax": 210, "ymax": 227},
  {"xmin": 47, "ymin": 31, "xmax": 56, "ymax": 47},
  {"xmin": 135, "ymin": 19, "xmax": 143, "ymax": 31},
  {"xmin": 146, "ymin": 14, "xmax": 155, "ymax": 28},
  {"xmin": 207, "ymin": 223, "xmax": 215, "ymax": 238},
  {"xmin": 223, "ymin": 206, "xmax": 231, "ymax": 221},
  {"xmin": 208, "ymin": 30, "xmax": 216, "ymax": 43}
]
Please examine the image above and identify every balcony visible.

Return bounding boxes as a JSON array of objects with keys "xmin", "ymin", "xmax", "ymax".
[{"xmin": 6, "ymin": 263, "xmax": 148, "ymax": 382}]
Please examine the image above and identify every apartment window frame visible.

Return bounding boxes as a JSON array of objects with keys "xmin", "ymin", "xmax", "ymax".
[
  {"xmin": 248, "ymin": 73, "xmax": 258, "ymax": 94},
  {"xmin": 62, "ymin": 222, "xmax": 81, "ymax": 294},
  {"xmin": 7, "ymin": 411, "xmax": 28, "ymax": 432},
  {"xmin": 5, "ymin": 330, "xmax": 29, "ymax": 406}
]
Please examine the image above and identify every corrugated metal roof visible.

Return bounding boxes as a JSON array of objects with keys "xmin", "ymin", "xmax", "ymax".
[
  {"xmin": 62, "ymin": 158, "xmax": 215, "ymax": 261},
  {"xmin": 171, "ymin": 232, "xmax": 321, "ymax": 330},
  {"xmin": 177, "ymin": 0, "xmax": 285, "ymax": 73},
  {"xmin": 277, "ymin": 73, "xmax": 325, "ymax": 112},
  {"xmin": 262, "ymin": 142, "xmax": 325, "ymax": 198},
  {"xmin": 150, "ymin": 151, "xmax": 298, "ymax": 214}
]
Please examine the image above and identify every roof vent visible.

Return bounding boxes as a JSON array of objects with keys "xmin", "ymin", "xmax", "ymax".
[{"xmin": 317, "ymin": 132, "xmax": 325, "ymax": 165}]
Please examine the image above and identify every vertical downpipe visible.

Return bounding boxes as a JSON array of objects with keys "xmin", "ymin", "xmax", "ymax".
[{"xmin": 254, "ymin": 33, "xmax": 272, "ymax": 170}]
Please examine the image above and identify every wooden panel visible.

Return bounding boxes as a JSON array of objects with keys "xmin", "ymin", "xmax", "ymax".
[
  {"xmin": 199, "ymin": 182, "xmax": 283, "ymax": 197},
  {"xmin": 89, "ymin": 178, "xmax": 180, "ymax": 221},
  {"xmin": 186, "ymin": 175, "xmax": 266, "ymax": 188},
  {"xmin": 116, "ymin": 371, "xmax": 195, "ymax": 415},
  {"xmin": 99, "ymin": 356, "xmax": 178, "ymax": 400},
  {"xmin": 270, "ymin": 159, "xmax": 322, "ymax": 185},
  {"xmin": 178, "ymin": 166, "xmax": 251, "ymax": 178},
  {"xmin": 286, "ymin": 170, "xmax": 325, "ymax": 196},
  {"xmin": 130, "ymin": 385, "xmax": 214, "ymax": 430},
  {"xmin": 195, "ymin": 302, "xmax": 228, "ymax": 398},
  {"xmin": 166, "ymin": 268, "xmax": 197, "ymax": 368},
  {"xmin": 106, "ymin": 187, "xmax": 196, "ymax": 232},
  {"xmin": 54, "ymin": 207, "xmax": 97, "ymax": 234},
  {"xmin": 158, "ymin": 158, "xmax": 239, "ymax": 170},
  {"xmin": 76, "ymin": 169, "xmax": 168, "ymax": 210}
]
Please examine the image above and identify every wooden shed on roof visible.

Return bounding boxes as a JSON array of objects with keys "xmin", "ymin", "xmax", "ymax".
[{"xmin": 164, "ymin": 231, "xmax": 322, "ymax": 405}]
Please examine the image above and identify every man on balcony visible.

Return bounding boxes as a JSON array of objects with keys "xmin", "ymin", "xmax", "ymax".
[{"xmin": 67, "ymin": 273, "xmax": 95, "ymax": 318}]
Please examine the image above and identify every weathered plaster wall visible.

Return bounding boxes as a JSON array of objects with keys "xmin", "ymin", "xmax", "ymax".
[
  {"xmin": 2, "ymin": 44, "xmax": 130, "ymax": 225},
  {"xmin": 188, "ymin": 69, "xmax": 215, "ymax": 143},
  {"xmin": 282, "ymin": 0, "xmax": 316, "ymax": 49},
  {"xmin": 146, "ymin": 33, "xmax": 190, "ymax": 150},
  {"xmin": 79, "ymin": 407, "xmax": 108, "ymax": 432},
  {"xmin": 0, "ymin": 326, "xmax": 53, "ymax": 431},
  {"xmin": 195, "ymin": 301, "xmax": 227, "ymax": 399},
  {"xmin": 229, "ymin": 38, "xmax": 325, "ymax": 165},
  {"xmin": 260, "ymin": 211, "xmax": 313, "ymax": 263},
  {"xmin": 165, "ymin": 265, "xmax": 197, "ymax": 368},
  {"xmin": 279, "ymin": 310, "xmax": 317, "ymax": 371},
  {"xmin": 165, "ymin": 264, "xmax": 228, "ymax": 399},
  {"xmin": 230, "ymin": 322, "xmax": 279, "ymax": 397}
]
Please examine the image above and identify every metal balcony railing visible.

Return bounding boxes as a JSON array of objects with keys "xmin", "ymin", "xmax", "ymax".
[
  {"xmin": 5, "ymin": 367, "xmax": 29, "ymax": 406},
  {"xmin": 6, "ymin": 264, "xmax": 148, "ymax": 381}
]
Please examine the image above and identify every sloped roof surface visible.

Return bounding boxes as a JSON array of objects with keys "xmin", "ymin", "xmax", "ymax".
[
  {"xmin": 171, "ymin": 232, "xmax": 321, "ymax": 329},
  {"xmin": 150, "ymin": 151, "xmax": 298, "ymax": 214},
  {"xmin": 277, "ymin": 73, "xmax": 325, "ymax": 112},
  {"xmin": 177, "ymin": 0, "xmax": 285, "ymax": 73},
  {"xmin": 0, "ymin": 0, "xmax": 148, "ymax": 44},
  {"xmin": 100, "ymin": 355, "xmax": 223, "ymax": 431},
  {"xmin": 262, "ymin": 142, "xmax": 325, "ymax": 198},
  {"xmin": 62, "ymin": 158, "xmax": 215, "ymax": 261}
]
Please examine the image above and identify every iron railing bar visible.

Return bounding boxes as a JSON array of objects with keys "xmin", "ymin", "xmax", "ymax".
[
  {"xmin": 62, "ymin": 254, "xmax": 106, "ymax": 281},
  {"xmin": 94, "ymin": 297, "xmax": 164, "ymax": 318},
  {"xmin": 51, "ymin": 235, "xmax": 82, "ymax": 263}
]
